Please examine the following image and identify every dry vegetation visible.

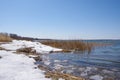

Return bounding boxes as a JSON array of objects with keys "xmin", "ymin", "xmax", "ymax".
[
  {"xmin": 0, "ymin": 33, "xmax": 12, "ymax": 42},
  {"xmin": 41, "ymin": 40, "xmax": 108, "ymax": 53},
  {"xmin": 17, "ymin": 47, "xmax": 34, "ymax": 53},
  {"xmin": 38, "ymin": 65, "xmax": 85, "ymax": 80},
  {"xmin": 0, "ymin": 47, "xmax": 6, "ymax": 50},
  {"xmin": 45, "ymin": 71, "xmax": 85, "ymax": 80},
  {"xmin": 41, "ymin": 40, "xmax": 94, "ymax": 53}
]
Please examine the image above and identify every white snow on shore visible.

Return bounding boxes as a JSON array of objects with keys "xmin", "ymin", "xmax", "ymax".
[
  {"xmin": 0, "ymin": 40, "xmax": 62, "ymax": 53},
  {"xmin": 0, "ymin": 40, "xmax": 63, "ymax": 80},
  {"xmin": 0, "ymin": 50, "xmax": 51, "ymax": 80}
]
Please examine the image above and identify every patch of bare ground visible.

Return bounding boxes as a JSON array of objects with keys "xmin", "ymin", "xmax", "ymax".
[
  {"xmin": 16, "ymin": 47, "xmax": 43, "ymax": 61},
  {"xmin": 17, "ymin": 47, "xmax": 36, "ymax": 55}
]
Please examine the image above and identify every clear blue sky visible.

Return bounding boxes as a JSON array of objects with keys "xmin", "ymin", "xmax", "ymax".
[{"xmin": 0, "ymin": 0, "xmax": 120, "ymax": 39}]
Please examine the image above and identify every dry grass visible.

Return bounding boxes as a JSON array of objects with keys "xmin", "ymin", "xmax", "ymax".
[
  {"xmin": 16, "ymin": 47, "xmax": 42, "ymax": 61},
  {"xmin": 41, "ymin": 40, "xmax": 94, "ymax": 53},
  {"xmin": 0, "ymin": 33, "xmax": 12, "ymax": 42},
  {"xmin": 38, "ymin": 65, "xmax": 85, "ymax": 80},
  {"xmin": 41, "ymin": 40, "xmax": 108, "ymax": 53},
  {"xmin": 16, "ymin": 47, "xmax": 36, "ymax": 54},
  {"xmin": 45, "ymin": 71, "xmax": 85, "ymax": 80}
]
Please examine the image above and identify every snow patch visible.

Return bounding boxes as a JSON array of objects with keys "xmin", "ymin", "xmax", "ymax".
[
  {"xmin": 0, "ymin": 40, "xmax": 62, "ymax": 53},
  {"xmin": 0, "ymin": 50, "xmax": 51, "ymax": 80}
]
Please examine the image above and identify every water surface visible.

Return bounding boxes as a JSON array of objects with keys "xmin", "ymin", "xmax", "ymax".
[{"xmin": 40, "ymin": 40, "xmax": 120, "ymax": 80}]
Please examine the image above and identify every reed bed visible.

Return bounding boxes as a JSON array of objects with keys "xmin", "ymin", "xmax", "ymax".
[
  {"xmin": 41, "ymin": 40, "xmax": 94, "ymax": 53},
  {"xmin": 0, "ymin": 33, "xmax": 12, "ymax": 42}
]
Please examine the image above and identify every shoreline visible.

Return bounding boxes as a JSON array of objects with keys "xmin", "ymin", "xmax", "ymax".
[
  {"xmin": 0, "ymin": 40, "xmax": 120, "ymax": 80},
  {"xmin": 0, "ymin": 40, "xmax": 85, "ymax": 80}
]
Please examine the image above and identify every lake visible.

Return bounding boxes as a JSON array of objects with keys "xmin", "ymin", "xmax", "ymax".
[{"xmin": 38, "ymin": 40, "xmax": 120, "ymax": 80}]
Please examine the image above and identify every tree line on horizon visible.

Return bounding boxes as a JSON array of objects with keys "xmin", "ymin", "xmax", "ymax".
[{"xmin": 0, "ymin": 32, "xmax": 51, "ymax": 41}]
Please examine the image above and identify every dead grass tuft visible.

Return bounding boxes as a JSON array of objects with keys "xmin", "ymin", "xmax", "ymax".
[{"xmin": 16, "ymin": 47, "xmax": 36, "ymax": 55}]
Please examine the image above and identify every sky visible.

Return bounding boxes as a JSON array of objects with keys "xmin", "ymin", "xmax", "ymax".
[{"xmin": 0, "ymin": 0, "xmax": 120, "ymax": 39}]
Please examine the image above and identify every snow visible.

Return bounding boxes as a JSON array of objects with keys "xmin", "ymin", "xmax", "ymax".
[
  {"xmin": 0, "ymin": 50, "xmax": 51, "ymax": 80},
  {"xmin": 0, "ymin": 40, "xmax": 63, "ymax": 80},
  {"xmin": 59, "ymin": 78, "xmax": 65, "ymax": 80},
  {"xmin": 0, "ymin": 40, "xmax": 62, "ymax": 53},
  {"xmin": 90, "ymin": 75, "xmax": 103, "ymax": 80}
]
